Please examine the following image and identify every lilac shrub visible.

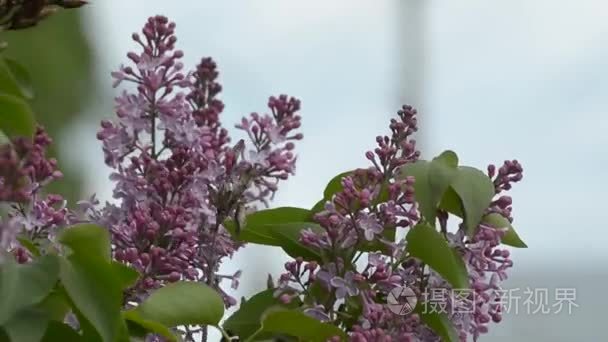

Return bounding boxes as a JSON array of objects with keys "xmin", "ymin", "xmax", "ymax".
[
  {"xmin": 0, "ymin": 12, "xmax": 527, "ymax": 342},
  {"xmin": 268, "ymin": 106, "xmax": 525, "ymax": 342},
  {"xmin": 93, "ymin": 15, "xmax": 302, "ymax": 308}
]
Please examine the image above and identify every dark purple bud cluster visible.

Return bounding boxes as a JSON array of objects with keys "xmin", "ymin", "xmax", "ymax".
[{"xmin": 0, "ymin": 127, "xmax": 67, "ymax": 263}]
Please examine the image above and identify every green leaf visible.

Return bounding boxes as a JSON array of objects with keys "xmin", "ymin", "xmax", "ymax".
[
  {"xmin": 38, "ymin": 290, "xmax": 71, "ymax": 321},
  {"xmin": 502, "ymin": 227, "xmax": 527, "ymax": 248},
  {"xmin": 450, "ymin": 166, "xmax": 495, "ymax": 237},
  {"xmin": 58, "ymin": 225, "xmax": 126, "ymax": 342},
  {"xmin": 227, "ymin": 207, "xmax": 314, "ymax": 246},
  {"xmin": 310, "ymin": 199, "xmax": 326, "ymax": 213},
  {"xmin": 399, "ymin": 161, "xmax": 434, "ymax": 223},
  {"xmin": 0, "ymin": 58, "xmax": 23, "ymax": 98},
  {"xmin": 0, "ymin": 254, "xmax": 59, "ymax": 324},
  {"xmin": 0, "ymin": 93, "xmax": 35, "ymax": 138},
  {"xmin": 58, "ymin": 224, "xmax": 111, "ymax": 261},
  {"xmin": 250, "ymin": 309, "xmax": 346, "ymax": 342},
  {"xmin": 130, "ymin": 281, "xmax": 224, "ymax": 328},
  {"xmin": 59, "ymin": 256, "xmax": 125, "ymax": 342},
  {"xmin": 224, "ymin": 219, "xmax": 278, "ymax": 246},
  {"xmin": 323, "ymin": 170, "xmax": 353, "ymax": 199},
  {"xmin": 438, "ymin": 187, "xmax": 464, "ymax": 217},
  {"xmin": 419, "ymin": 309, "xmax": 459, "ymax": 342},
  {"xmin": 406, "ymin": 224, "xmax": 469, "ymax": 290},
  {"xmin": 16, "ymin": 236, "xmax": 41, "ymax": 257},
  {"xmin": 309, "ymin": 170, "xmax": 354, "ymax": 214},
  {"xmin": 268, "ymin": 222, "xmax": 323, "ymax": 261},
  {"xmin": 0, "ymin": 58, "xmax": 32, "ymax": 99},
  {"xmin": 70, "ymin": 307, "xmax": 104, "ymax": 342},
  {"xmin": 224, "ymin": 289, "xmax": 300, "ymax": 340},
  {"xmin": 311, "ymin": 169, "xmax": 393, "ymax": 214},
  {"xmin": 0, "ymin": 58, "xmax": 34, "ymax": 99},
  {"xmin": 399, "ymin": 151, "xmax": 460, "ymax": 225},
  {"xmin": 111, "ymin": 261, "xmax": 140, "ymax": 289},
  {"xmin": 1, "ymin": 308, "xmax": 49, "ymax": 342},
  {"xmin": 41, "ymin": 321, "xmax": 82, "ymax": 342},
  {"xmin": 428, "ymin": 151, "xmax": 459, "ymax": 208},
  {"xmin": 123, "ymin": 311, "xmax": 176, "ymax": 342},
  {"xmin": 482, "ymin": 213, "xmax": 527, "ymax": 248}
]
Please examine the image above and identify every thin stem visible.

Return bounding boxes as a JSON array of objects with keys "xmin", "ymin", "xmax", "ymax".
[
  {"xmin": 151, "ymin": 112, "xmax": 157, "ymax": 158},
  {"xmin": 201, "ymin": 213, "xmax": 227, "ymax": 342},
  {"xmin": 419, "ymin": 263, "xmax": 427, "ymax": 293},
  {"xmin": 215, "ymin": 325, "xmax": 236, "ymax": 341}
]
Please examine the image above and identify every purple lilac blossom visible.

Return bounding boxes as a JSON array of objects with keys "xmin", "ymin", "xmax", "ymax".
[
  {"xmin": 272, "ymin": 105, "xmax": 523, "ymax": 341},
  {"xmin": 95, "ymin": 16, "xmax": 303, "ymax": 309},
  {"xmin": 0, "ymin": 127, "xmax": 68, "ymax": 263}
]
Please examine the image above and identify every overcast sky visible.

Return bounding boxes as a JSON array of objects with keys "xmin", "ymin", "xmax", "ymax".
[{"xmin": 71, "ymin": 1, "xmax": 608, "ymax": 339}]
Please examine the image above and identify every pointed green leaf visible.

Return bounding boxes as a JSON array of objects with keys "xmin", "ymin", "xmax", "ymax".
[
  {"xmin": 224, "ymin": 220, "xmax": 278, "ymax": 246},
  {"xmin": 111, "ymin": 261, "xmax": 140, "ymax": 289},
  {"xmin": 1, "ymin": 308, "xmax": 49, "ymax": 342},
  {"xmin": 0, "ymin": 254, "xmax": 59, "ymax": 324},
  {"xmin": 428, "ymin": 151, "xmax": 459, "ymax": 207},
  {"xmin": 58, "ymin": 224, "xmax": 111, "ymax": 261},
  {"xmin": 0, "ymin": 57, "xmax": 32, "ymax": 99},
  {"xmin": 482, "ymin": 213, "xmax": 527, "ymax": 248},
  {"xmin": 41, "ymin": 321, "xmax": 82, "ymax": 342},
  {"xmin": 311, "ymin": 198, "xmax": 326, "ymax": 213},
  {"xmin": 309, "ymin": 170, "xmax": 354, "ymax": 214},
  {"xmin": 16, "ymin": 236, "xmax": 41, "ymax": 257},
  {"xmin": 502, "ymin": 227, "xmax": 527, "ymax": 248},
  {"xmin": 123, "ymin": 311, "xmax": 176, "ymax": 342},
  {"xmin": 223, "ymin": 289, "xmax": 300, "ymax": 340},
  {"xmin": 438, "ymin": 187, "xmax": 464, "ymax": 217},
  {"xmin": 1, "ymin": 58, "xmax": 34, "ymax": 99},
  {"xmin": 59, "ymin": 256, "xmax": 125, "ymax": 342},
  {"xmin": 251, "ymin": 309, "xmax": 346, "ymax": 342},
  {"xmin": 406, "ymin": 224, "xmax": 469, "ymax": 289},
  {"xmin": 450, "ymin": 166, "xmax": 495, "ymax": 237},
  {"xmin": 0, "ymin": 93, "xmax": 35, "ymax": 138},
  {"xmin": 419, "ymin": 309, "xmax": 459, "ymax": 342},
  {"xmin": 312, "ymin": 169, "xmax": 392, "ymax": 214},
  {"xmin": 38, "ymin": 290, "xmax": 71, "ymax": 321},
  {"xmin": 399, "ymin": 161, "xmax": 435, "ymax": 222},
  {"xmin": 226, "ymin": 207, "xmax": 313, "ymax": 246},
  {"xmin": 58, "ymin": 224, "xmax": 126, "ymax": 342},
  {"xmin": 399, "ymin": 151, "xmax": 460, "ymax": 225},
  {"xmin": 268, "ymin": 222, "xmax": 323, "ymax": 262},
  {"xmin": 322, "ymin": 170, "xmax": 354, "ymax": 199},
  {"xmin": 131, "ymin": 281, "xmax": 224, "ymax": 328}
]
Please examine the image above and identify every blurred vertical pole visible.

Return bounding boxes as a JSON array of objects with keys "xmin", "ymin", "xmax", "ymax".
[{"xmin": 396, "ymin": 0, "xmax": 427, "ymax": 151}]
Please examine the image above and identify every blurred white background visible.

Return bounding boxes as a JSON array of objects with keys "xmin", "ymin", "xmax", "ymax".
[{"xmin": 68, "ymin": 1, "xmax": 608, "ymax": 340}]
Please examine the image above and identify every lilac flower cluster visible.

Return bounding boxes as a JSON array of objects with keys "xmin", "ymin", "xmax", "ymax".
[
  {"xmin": 273, "ymin": 106, "xmax": 524, "ymax": 341},
  {"xmin": 0, "ymin": 127, "xmax": 67, "ymax": 262},
  {"xmin": 93, "ymin": 16, "xmax": 302, "ymax": 306}
]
